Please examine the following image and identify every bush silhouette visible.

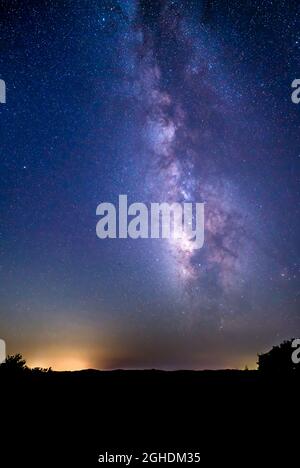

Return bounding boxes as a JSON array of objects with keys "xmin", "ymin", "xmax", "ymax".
[{"xmin": 31, "ymin": 366, "xmax": 52, "ymax": 374}]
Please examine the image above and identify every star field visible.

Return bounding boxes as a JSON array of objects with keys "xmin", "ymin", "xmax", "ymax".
[{"xmin": 0, "ymin": 0, "xmax": 299, "ymax": 370}]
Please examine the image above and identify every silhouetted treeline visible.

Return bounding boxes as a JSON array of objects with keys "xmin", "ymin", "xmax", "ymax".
[{"xmin": 0, "ymin": 353, "xmax": 52, "ymax": 376}]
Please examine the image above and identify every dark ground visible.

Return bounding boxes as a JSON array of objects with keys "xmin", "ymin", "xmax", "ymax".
[{"xmin": 1, "ymin": 370, "xmax": 299, "ymax": 466}]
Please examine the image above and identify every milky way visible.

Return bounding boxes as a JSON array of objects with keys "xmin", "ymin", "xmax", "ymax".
[{"xmin": 124, "ymin": 1, "xmax": 256, "ymax": 299}]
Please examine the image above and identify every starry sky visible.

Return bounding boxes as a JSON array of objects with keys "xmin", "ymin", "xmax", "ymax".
[{"xmin": 0, "ymin": 0, "xmax": 299, "ymax": 370}]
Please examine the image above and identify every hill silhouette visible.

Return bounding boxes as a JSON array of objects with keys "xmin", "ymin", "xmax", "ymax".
[{"xmin": 1, "ymin": 341, "xmax": 299, "ymax": 467}]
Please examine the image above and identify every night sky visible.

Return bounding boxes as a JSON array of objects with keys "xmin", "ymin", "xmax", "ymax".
[{"xmin": 1, "ymin": 0, "xmax": 299, "ymax": 370}]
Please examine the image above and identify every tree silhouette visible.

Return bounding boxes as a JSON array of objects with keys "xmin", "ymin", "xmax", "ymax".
[
  {"xmin": 0, "ymin": 353, "xmax": 28, "ymax": 374},
  {"xmin": 257, "ymin": 339, "xmax": 300, "ymax": 374}
]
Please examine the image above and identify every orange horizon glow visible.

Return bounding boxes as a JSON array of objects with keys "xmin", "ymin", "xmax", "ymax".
[
  {"xmin": 28, "ymin": 348, "xmax": 95, "ymax": 371},
  {"xmin": 29, "ymin": 357, "xmax": 91, "ymax": 371},
  {"xmin": 27, "ymin": 352, "xmax": 257, "ymax": 372}
]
